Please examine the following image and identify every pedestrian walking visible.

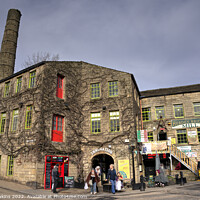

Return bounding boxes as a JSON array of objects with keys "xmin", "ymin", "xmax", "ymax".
[
  {"xmin": 105, "ymin": 164, "xmax": 117, "ymax": 194},
  {"xmin": 86, "ymin": 168, "xmax": 100, "ymax": 195},
  {"xmin": 52, "ymin": 164, "xmax": 59, "ymax": 193},
  {"xmin": 95, "ymin": 166, "xmax": 101, "ymax": 192}
]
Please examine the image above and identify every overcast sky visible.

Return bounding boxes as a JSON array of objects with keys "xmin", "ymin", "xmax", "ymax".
[{"xmin": 0, "ymin": 0, "xmax": 200, "ymax": 91}]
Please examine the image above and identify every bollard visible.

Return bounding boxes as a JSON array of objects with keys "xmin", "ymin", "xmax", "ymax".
[
  {"xmin": 175, "ymin": 174, "xmax": 178, "ymax": 184},
  {"xmin": 180, "ymin": 171, "xmax": 184, "ymax": 186},
  {"xmin": 140, "ymin": 175, "xmax": 145, "ymax": 191}
]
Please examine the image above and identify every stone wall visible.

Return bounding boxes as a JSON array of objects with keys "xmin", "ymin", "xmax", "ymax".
[
  {"xmin": 0, "ymin": 61, "xmax": 141, "ymax": 186},
  {"xmin": 0, "ymin": 154, "xmax": 37, "ymax": 187},
  {"xmin": 0, "ymin": 64, "xmax": 45, "ymax": 185}
]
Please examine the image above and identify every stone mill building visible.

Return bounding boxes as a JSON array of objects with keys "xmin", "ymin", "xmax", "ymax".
[
  {"xmin": 0, "ymin": 9, "xmax": 200, "ymax": 188},
  {"xmin": 0, "ymin": 9, "xmax": 141, "ymax": 188}
]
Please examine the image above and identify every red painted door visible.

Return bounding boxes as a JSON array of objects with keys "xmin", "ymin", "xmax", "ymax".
[
  {"xmin": 56, "ymin": 75, "xmax": 63, "ymax": 99},
  {"xmin": 52, "ymin": 115, "xmax": 63, "ymax": 142}
]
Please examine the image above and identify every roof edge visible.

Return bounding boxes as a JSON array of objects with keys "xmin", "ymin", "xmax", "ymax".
[
  {"xmin": 0, "ymin": 61, "xmax": 46, "ymax": 83},
  {"xmin": 140, "ymin": 83, "xmax": 200, "ymax": 99}
]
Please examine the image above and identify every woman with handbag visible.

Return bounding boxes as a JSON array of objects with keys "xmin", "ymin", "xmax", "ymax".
[
  {"xmin": 86, "ymin": 168, "xmax": 100, "ymax": 194},
  {"xmin": 116, "ymin": 172, "xmax": 123, "ymax": 191}
]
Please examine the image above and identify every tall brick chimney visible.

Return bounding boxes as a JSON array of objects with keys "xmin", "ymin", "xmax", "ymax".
[{"xmin": 0, "ymin": 9, "xmax": 21, "ymax": 80}]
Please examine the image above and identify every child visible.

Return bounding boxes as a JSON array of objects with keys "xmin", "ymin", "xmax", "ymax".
[{"xmin": 116, "ymin": 172, "xmax": 123, "ymax": 191}]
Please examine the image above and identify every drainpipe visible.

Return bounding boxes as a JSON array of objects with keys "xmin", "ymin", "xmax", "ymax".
[{"xmin": 140, "ymin": 99, "xmax": 143, "ymax": 130}]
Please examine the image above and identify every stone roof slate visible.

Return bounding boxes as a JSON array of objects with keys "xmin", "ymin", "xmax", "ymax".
[{"xmin": 140, "ymin": 84, "xmax": 200, "ymax": 98}]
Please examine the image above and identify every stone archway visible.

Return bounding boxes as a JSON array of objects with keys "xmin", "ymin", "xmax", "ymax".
[{"xmin": 91, "ymin": 154, "xmax": 114, "ymax": 181}]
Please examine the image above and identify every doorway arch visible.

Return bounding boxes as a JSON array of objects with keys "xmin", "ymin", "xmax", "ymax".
[{"xmin": 91, "ymin": 154, "xmax": 114, "ymax": 181}]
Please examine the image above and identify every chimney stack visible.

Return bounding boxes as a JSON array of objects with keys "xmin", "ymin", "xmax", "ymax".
[{"xmin": 0, "ymin": 9, "xmax": 21, "ymax": 80}]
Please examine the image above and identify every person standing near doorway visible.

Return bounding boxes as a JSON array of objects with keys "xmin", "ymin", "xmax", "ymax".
[
  {"xmin": 95, "ymin": 166, "xmax": 101, "ymax": 193},
  {"xmin": 105, "ymin": 164, "xmax": 117, "ymax": 194},
  {"xmin": 52, "ymin": 164, "xmax": 59, "ymax": 193},
  {"xmin": 86, "ymin": 168, "xmax": 100, "ymax": 195}
]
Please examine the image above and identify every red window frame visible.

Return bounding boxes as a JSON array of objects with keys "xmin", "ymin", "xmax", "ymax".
[
  {"xmin": 56, "ymin": 75, "xmax": 64, "ymax": 99},
  {"xmin": 52, "ymin": 115, "xmax": 64, "ymax": 142}
]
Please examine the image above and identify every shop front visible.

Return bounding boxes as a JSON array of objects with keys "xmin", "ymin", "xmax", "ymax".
[
  {"xmin": 143, "ymin": 153, "xmax": 170, "ymax": 178},
  {"xmin": 44, "ymin": 155, "xmax": 69, "ymax": 189}
]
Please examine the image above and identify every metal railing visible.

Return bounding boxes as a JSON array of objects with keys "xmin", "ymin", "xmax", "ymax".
[{"xmin": 171, "ymin": 144, "xmax": 198, "ymax": 175}]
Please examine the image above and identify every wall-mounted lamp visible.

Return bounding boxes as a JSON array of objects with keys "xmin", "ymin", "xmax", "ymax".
[
  {"xmin": 65, "ymin": 103, "xmax": 70, "ymax": 110},
  {"xmin": 125, "ymin": 139, "xmax": 129, "ymax": 143},
  {"xmin": 102, "ymin": 106, "xmax": 106, "ymax": 111},
  {"xmin": 19, "ymin": 102, "xmax": 23, "ymax": 108},
  {"xmin": 108, "ymin": 145, "xmax": 111, "ymax": 148},
  {"xmin": 139, "ymin": 164, "xmax": 143, "ymax": 172}
]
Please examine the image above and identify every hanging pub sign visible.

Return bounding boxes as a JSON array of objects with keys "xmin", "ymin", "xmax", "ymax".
[
  {"xmin": 172, "ymin": 119, "xmax": 200, "ymax": 129},
  {"xmin": 187, "ymin": 131, "xmax": 199, "ymax": 144},
  {"xmin": 137, "ymin": 130, "xmax": 148, "ymax": 142}
]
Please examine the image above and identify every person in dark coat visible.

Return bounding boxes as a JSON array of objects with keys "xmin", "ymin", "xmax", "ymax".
[
  {"xmin": 155, "ymin": 163, "xmax": 168, "ymax": 187},
  {"xmin": 86, "ymin": 168, "xmax": 100, "ymax": 195},
  {"xmin": 52, "ymin": 164, "xmax": 60, "ymax": 193},
  {"xmin": 105, "ymin": 164, "xmax": 117, "ymax": 194}
]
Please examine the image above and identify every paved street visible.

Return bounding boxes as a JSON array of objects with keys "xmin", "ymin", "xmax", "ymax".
[
  {"xmin": 93, "ymin": 192, "xmax": 199, "ymax": 200},
  {"xmin": 0, "ymin": 180, "xmax": 200, "ymax": 200}
]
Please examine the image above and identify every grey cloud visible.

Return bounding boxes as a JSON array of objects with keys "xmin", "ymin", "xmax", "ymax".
[{"xmin": 0, "ymin": 0, "xmax": 200, "ymax": 90}]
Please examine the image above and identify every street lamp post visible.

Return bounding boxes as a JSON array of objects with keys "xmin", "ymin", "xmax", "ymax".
[
  {"xmin": 131, "ymin": 145, "xmax": 135, "ymax": 185},
  {"xmin": 129, "ymin": 145, "xmax": 136, "ymax": 188}
]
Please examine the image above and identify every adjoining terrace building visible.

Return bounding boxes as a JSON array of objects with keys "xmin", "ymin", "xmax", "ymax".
[{"xmin": 140, "ymin": 85, "xmax": 200, "ymax": 181}]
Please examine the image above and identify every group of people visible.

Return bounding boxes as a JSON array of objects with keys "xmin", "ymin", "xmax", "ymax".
[
  {"xmin": 86, "ymin": 164, "xmax": 124, "ymax": 194},
  {"xmin": 51, "ymin": 163, "xmax": 124, "ymax": 194}
]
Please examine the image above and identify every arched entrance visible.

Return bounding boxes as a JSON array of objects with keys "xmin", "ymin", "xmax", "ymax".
[{"xmin": 92, "ymin": 154, "xmax": 114, "ymax": 181}]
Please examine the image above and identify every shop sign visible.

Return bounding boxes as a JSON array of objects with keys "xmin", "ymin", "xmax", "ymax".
[
  {"xmin": 187, "ymin": 131, "xmax": 199, "ymax": 144},
  {"xmin": 177, "ymin": 146, "xmax": 191, "ymax": 153},
  {"xmin": 171, "ymin": 138, "xmax": 176, "ymax": 145},
  {"xmin": 186, "ymin": 152, "xmax": 197, "ymax": 158},
  {"xmin": 147, "ymin": 153, "xmax": 167, "ymax": 159},
  {"xmin": 137, "ymin": 130, "xmax": 148, "ymax": 142},
  {"xmin": 167, "ymin": 137, "xmax": 171, "ymax": 146},
  {"xmin": 118, "ymin": 160, "xmax": 130, "ymax": 179},
  {"xmin": 142, "ymin": 141, "xmax": 167, "ymax": 153},
  {"xmin": 90, "ymin": 148, "xmax": 112, "ymax": 155},
  {"xmin": 172, "ymin": 119, "xmax": 200, "ymax": 129},
  {"xmin": 64, "ymin": 176, "xmax": 74, "ymax": 188},
  {"xmin": 142, "ymin": 143, "xmax": 152, "ymax": 153},
  {"xmin": 151, "ymin": 141, "xmax": 167, "ymax": 151}
]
